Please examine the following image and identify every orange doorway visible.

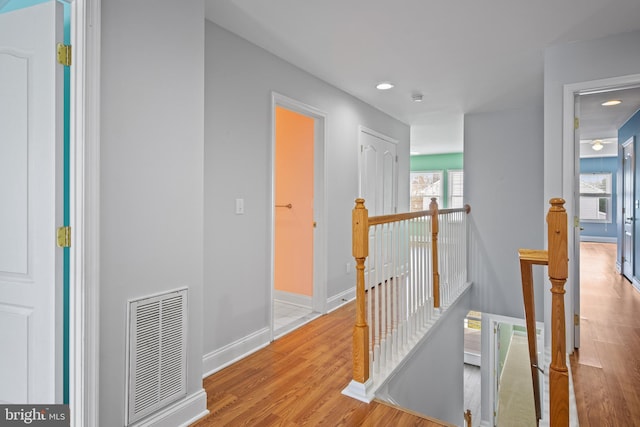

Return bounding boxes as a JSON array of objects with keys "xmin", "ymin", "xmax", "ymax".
[{"xmin": 274, "ymin": 106, "xmax": 316, "ymax": 337}]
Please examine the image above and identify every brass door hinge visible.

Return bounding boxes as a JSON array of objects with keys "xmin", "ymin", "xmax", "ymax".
[
  {"xmin": 574, "ymin": 314, "xmax": 580, "ymax": 326},
  {"xmin": 57, "ymin": 226, "xmax": 71, "ymax": 248},
  {"xmin": 574, "ymin": 117, "xmax": 579, "ymax": 130},
  {"xmin": 57, "ymin": 43, "xmax": 72, "ymax": 66}
]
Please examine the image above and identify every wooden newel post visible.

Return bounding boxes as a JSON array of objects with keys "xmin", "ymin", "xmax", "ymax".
[
  {"xmin": 352, "ymin": 199, "xmax": 370, "ymax": 383},
  {"xmin": 430, "ymin": 198, "xmax": 440, "ymax": 308},
  {"xmin": 547, "ymin": 198, "xmax": 569, "ymax": 427}
]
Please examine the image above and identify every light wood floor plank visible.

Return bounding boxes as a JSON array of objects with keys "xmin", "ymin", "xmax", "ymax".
[{"xmin": 571, "ymin": 242, "xmax": 640, "ymax": 427}]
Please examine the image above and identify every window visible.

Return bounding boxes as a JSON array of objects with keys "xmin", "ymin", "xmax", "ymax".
[
  {"xmin": 579, "ymin": 173, "xmax": 612, "ymax": 222},
  {"xmin": 448, "ymin": 170, "xmax": 464, "ymax": 208},
  {"xmin": 410, "ymin": 171, "xmax": 442, "ymax": 212}
]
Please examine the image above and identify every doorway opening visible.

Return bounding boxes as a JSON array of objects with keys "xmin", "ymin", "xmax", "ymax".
[
  {"xmin": 270, "ymin": 93, "xmax": 327, "ymax": 340},
  {"xmin": 563, "ymin": 75, "xmax": 640, "ymax": 350}
]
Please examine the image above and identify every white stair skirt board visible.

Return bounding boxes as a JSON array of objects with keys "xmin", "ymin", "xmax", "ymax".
[
  {"xmin": 274, "ymin": 290, "xmax": 312, "ymax": 308},
  {"xmin": 201, "ymin": 327, "xmax": 270, "ymax": 378},
  {"xmin": 341, "ymin": 379, "xmax": 375, "ymax": 403},
  {"xmin": 127, "ymin": 389, "xmax": 208, "ymax": 427},
  {"xmin": 326, "ymin": 287, "xmax": 356, "ymax": 313}
]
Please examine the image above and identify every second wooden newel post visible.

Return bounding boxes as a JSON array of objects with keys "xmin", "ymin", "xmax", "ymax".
[{"xmin": 352, "ymin": 199, "xmax": 370, "ymax": 383}]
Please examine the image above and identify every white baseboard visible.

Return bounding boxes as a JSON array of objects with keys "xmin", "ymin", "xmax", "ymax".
[
  {"xmin": 632, "ymin": 277, "xmax": 640, "ymax": 294},
  {"xmin": 129, "ymin": 389, "xmax": 208, "ymax": 427},
  {"xmin": 326, "ymin": 287, "xmax": 355, "ymax": 313},
  {"xmin": 274, "ymin": 290, "xmax": 312, "ymax": 308},
  {"xmin": 580, "ymin": 235, "xmax": 617, "ymax": 243},
  {"xmin": 202, "ymin": 327, "xmax": 271, "ymax": 378}
]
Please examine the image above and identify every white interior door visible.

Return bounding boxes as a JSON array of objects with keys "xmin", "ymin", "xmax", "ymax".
[
  {"xmin": 0, "ymin": 1, "xmax": 63, "ymax": 404},
  {"xmin": 359, "ymin": 127, "xmax": 397, "ymax": 216}
]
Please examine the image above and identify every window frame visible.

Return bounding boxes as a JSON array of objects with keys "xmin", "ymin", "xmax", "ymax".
[
  {"xmin": 447, "ymin": 169, "xmax": 464, "ymax": 209},
  {"xmin": 579, "ymin": 172, "xmax": 612, "ymax": 223}
]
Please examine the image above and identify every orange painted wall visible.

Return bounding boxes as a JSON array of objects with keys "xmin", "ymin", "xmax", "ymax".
[{"xmin": 275, "ymin": 106, "xmax": 314, "ymax": 297}]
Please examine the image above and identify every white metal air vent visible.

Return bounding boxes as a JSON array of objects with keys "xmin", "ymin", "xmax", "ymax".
[{"xmin": 126, "ymin": 288, "xmax": 188, "ymax": 425}]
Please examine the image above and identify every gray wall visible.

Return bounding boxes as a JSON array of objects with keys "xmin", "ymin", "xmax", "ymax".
[
  {"xmin": 100, "ymin": 1, "xmax": 205, "ymax": 425},
  {"xmin": 465, "ymin": 105, "xmax": 545, "ymax": 318},
  {"xmin": 203, "ymin": 21, "xmax": 410, "ymax": 363}
]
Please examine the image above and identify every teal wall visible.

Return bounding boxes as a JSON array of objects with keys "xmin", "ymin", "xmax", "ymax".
[
  {"xmin": 410, "ymin": 152, "xmax": 464, "ymax": 171},
  {"xmin": 410, "ymin": 153, "xmax": 463, "ymax": 208},
  {"xmin": 0, "ymin": 0, "xmax": 49, "ymax": 13}
]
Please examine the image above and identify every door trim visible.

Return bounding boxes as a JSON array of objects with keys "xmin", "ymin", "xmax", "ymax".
[
  {"xmin": 270, "ymin": 92, "xmax": 328, "ymax": 340},
  {"xmin": 622, "ymin": 136, "xmax": 635, "ymax": 280},
  {"xmin": 67, "ymin": 0, "xmax": 100, "ymax": 425},
  {"xmin": 562, "ymin": 73, "xmax": 640, "ymax": 350}
]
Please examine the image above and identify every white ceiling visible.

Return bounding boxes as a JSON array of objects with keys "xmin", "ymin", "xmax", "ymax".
[{"xmin": 205, "ymin": 0, "xmax": 640, "ymax": 154}]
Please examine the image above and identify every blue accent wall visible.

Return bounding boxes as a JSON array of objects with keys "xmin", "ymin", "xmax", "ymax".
[
  {"xmin": 619, "ymin": 108, "xmax": 640, "ymax": 280},
  {"xmin": 580, "ymin": 156, "xmax": 618, "ymax": 241}
]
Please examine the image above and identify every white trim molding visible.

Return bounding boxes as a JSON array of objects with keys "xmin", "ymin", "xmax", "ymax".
[
  {"xmin": 201, "ymin": 327, "xmax": 270, "ymax": 378},
  {"xmin": 128, "ymin": 389, "xmax": 208, "ymax": 427},
  {"xmin": 563, "ymin": 73, "xmax": 640, "ymax": 352},
  {"xmin": 68, "ymin": 0, "xmax": 101, "ymax": 425},
  {"xmin": 326, "ymin": 288, "xmax": 355, "ymax": 313}
]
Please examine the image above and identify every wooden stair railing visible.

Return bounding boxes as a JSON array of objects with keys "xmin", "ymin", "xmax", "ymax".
[
  {"xmin": 349, "ymin": 197, "xmax": 470, "ymax": 398},
  {"xmin": 518, "ymin": 198, "xmax": 569, "ymax": 427}
]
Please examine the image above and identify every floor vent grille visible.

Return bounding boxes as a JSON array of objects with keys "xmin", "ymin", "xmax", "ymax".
[{"xmin": 126, "ymin": 288, "xmax": 187, "ymax": 425}]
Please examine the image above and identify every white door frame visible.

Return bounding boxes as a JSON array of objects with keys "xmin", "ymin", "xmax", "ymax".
[
  {"xmin": 622, "ymin": 136, "xmax": 635, "ymax": 281},
  {"xmin": 562, "ymin": 73, "xmax": 640, "ymax": 350},
  {"xmin": 269, "ymin": 92, "xmax": 328, "ymax": 339},
  {"xmin": 67, "ymin": 0, "xmax": 100, "ymax": 425}
]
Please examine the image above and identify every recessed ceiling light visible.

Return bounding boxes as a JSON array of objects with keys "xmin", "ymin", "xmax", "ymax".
[
  {"xmin": 412, "ymin": 94, "xmax": 423, "ymax": 102},
  {"xmin": 376, "ymin": 82, "xmax": 394, "ymax": 90},
  {"xmin": 601, "ymin": 100, "xmax": 622, "ymax": 106}
]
